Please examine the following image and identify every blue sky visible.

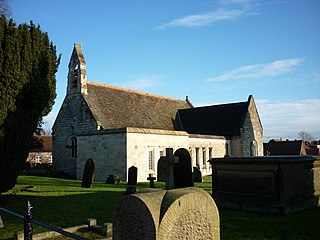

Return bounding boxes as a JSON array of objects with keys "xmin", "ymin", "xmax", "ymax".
[{"xmin": 10, "ymin": 0, "xmax": 320, "ymax": 141}]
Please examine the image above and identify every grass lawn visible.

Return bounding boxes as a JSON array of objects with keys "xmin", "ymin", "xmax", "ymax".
[{"xmin": 0, "ymin": 175, "xmax": 319, "ymax": 239}]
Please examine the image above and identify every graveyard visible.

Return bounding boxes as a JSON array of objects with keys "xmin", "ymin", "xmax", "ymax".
[{"xmin": 0, "ymin": 173, "xmax": 319, "ymax": 240}]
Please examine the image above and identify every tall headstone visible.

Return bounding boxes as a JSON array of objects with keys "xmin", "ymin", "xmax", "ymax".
[
  {"xmin": 128, "ymin": 166, "xmax": 138, "ymax": 185},
  {"xmin": 81, "ymin": 158, "xmax": 95, "ymax": 188},
  {"xmin": 126, "ymin": 166, "xmax": 138, "ymax": 194},
  {"xmin": 173, "ymin": 148, "xmax": 194, "ymax": 188}
]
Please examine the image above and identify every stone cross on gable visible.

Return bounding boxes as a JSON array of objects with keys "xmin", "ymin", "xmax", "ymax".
[{"xmin": 166, "ymin": 148, "xmax": 179, "ymax": 190}]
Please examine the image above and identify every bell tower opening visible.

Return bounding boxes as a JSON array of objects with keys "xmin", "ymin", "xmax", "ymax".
[{"xmin": 67, "ymin": 44, "xmax": 87, "ymax": 95}]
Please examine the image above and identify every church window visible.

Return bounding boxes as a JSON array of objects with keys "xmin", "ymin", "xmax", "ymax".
[
  {"xmin": 148, "ymin": 150, "xmax": 154, "ymax": 171},
  {"xmin": 73, "ymin": 64, "xmax": 79, "ymax": 87},
  {"xmin": 71, "ymin": 137, "xmax": 77, "ymax": 158}
]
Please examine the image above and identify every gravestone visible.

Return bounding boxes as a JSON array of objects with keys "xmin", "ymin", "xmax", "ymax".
[
  {"xmin": 173, "ymin": 148, "xmax": 194, "ymax": 188},
  {"xmin": 81, "ymin": 158, "xmax": 95, "ymax": 188},
  {"xmin": 113, "ymin": 187, "xmax": 220, "ymax": 240},
  {"xmin": 126, "ymin": 166, "xmax": 138, "ymax": 194},
  {"xmin": 193, "ymin": 166, "xmax": 203, "ymax": 182},
  {"xmin": 128, "ymin": 166, "xmax": 138, "ymax": 185},
  {"xmin": 147, "ymin": 174, "xmax": 156, "ymax": 188},
  {"xmin": 157, "ymin": 156, "xmax": 167, "ymax": 182},
  {"xmin": 106, "ymin": 175, "xmax": 115, "ymax": 184}
]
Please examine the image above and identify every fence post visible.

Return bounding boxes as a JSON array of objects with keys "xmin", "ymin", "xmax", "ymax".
[{"xmin": 24, "ymin": 201, "xmax": 33, "ymax": 240}]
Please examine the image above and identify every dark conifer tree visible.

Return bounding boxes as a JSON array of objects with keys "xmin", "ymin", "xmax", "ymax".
[{"xmin": 0, "ymin": 16, "xmax": 60, "ymax": 193}]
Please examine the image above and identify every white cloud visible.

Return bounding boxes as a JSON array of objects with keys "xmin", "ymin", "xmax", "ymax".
[
  {"xmin": 157, "ymin": 9, "xmax": 250, "ymax": 29},
  {"xmin": 256, "ymin": 99, "xmax": 320, "ymax": 140},
  {"xmin": 206, "ymin": 58, "xmax": 303, "ymax": 82},
  {"xmin": 157, "ymin": 0, "xmax": 258, "ymax": 29},
  {"xmin": 119, "ymin": 74, "xmax": 162, "ymax": 90},
  {"xmin": 42, "ymin": 111, "xmax": 58, "ymax": 134}
]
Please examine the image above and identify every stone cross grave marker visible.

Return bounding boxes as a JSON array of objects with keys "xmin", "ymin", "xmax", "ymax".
[
  {"xmin": 147, "ymin": 174, "xmax": 156, "ymax": 188},
  {"xmin": 173, "ymin": 148, "xmax": 194, "ymax": 188},
  {"xmin": 166, "ymin": 148, "xmax": 179, "ymax": 190},
  {"xmin": 81, "ymin": 158, "xmax": 95, "ymax": 188}
]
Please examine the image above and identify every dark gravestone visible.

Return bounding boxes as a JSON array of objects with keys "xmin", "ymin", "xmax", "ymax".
[
  {"xmin": 106, "ymin": 175, "xmax": 115, "ymax": 184},
  {"xmin": 126, "ymin": 166, "xmax": 138, "ymax": 194},
  {"xmin": 193, "ymin": 166, "xmax": 203, "ymax": 182},
  {"xmin": 81, "ymin": 158, "xmax": 95, "ymax": 188},
  {"xmin": 128, "ymin": 166, "xmax": 138, "ymax": 185},
  {"xmin": 147, "ymin": 174, "xmax": 156, "ymax": 188},
  {"xmin": 173, "ymin": 148, "xmax": 194, "ymax": 188},
  {"xmin": 157, "ymin": 156, "xmax": 167, "ymax": 182}
]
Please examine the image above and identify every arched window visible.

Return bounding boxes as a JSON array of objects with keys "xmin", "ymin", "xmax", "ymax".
[
  {"xmin": 71, "ymin": 137, "xmax": 77, "ymax": 158},
  {"xmin": 251, "ymin": 140, "xmax": 258, "ymax": 156}
]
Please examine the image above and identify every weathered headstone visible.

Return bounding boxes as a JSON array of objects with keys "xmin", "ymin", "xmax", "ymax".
[
  {"xmin": 126, "ymin": 166, "xmax": 138, "ymax": 194},
  {"xmin": 113, "ymin": 187, "xmax": 220, "ymax": 240},
  {"xmin": 81, "ymin": 158, "xmax": 95, "ymax": 188},
  {"xmin": 173, "ymin": 148, "xmax": 194, "ymax": 188},
  {"xmin": 128, "ymin": 166, "xmax": 138, "ymax": 185},
  {"xmin": 193, "ymin": 166, "xmax": 203, "ymax": 182},
  {"xmin": 157, "ymin": 156, "xmax": 167, "ymax": 182},
  {"xmin": 147, "ymin": 174, "xmax": 156, "ymax": 188}
]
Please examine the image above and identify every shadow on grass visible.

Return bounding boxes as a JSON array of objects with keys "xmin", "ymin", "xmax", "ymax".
[{"xmin": 0, "ymin": 190, "xmax": 123, "ymax": 240}]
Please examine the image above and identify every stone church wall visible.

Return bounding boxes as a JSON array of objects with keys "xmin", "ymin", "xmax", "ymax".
[
  {"xmin": 126, "ymin": 128, "xmax": 190, "ymax": 182},
  {"xmin": 230, "ymin": 136, "xmax": 242, "ymax": 157},
  {"xmin": 52, "ymin": 93, "xmax": 97, "ymax": 177},
  {"xmin": 188, "ymin": 135, "xmax": 228, "ymax": 176},
  {"xmin": 77, "ymin": 129, "xmax": 127, "ymax": 182},
  {"xmin": 241, "ymin": 98, "xmax": 264, "ymax": 156}
]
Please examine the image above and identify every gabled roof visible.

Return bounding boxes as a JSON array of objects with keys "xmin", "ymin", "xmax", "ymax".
[
  {"xmin": 83, "ymin": 82, "xmax": 192, "ymax": 130},
  {"xmin": 30, "ymin": 136, "xmax": 52, "ymax": 152},
  {"xmin": 176, "ymin": 100, "xmax": 249, "ymax": 136}
]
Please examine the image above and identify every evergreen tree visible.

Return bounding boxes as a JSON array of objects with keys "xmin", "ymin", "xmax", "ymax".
[{"xmin": 0, "ymin": 16, "xmax": 60, "ymax": 193}]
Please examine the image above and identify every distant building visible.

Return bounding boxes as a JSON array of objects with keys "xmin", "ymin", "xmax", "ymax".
[
  {"xmin": 52, "ymin": 44, "xmax": 264, "ymax": 182},
  {"xmin": 27, "ymin": 136, "xmax": 52, "ymax": 166},
  {"xmin": 264, "ymin": 139, "xmax": 312, "ymax": 156}
]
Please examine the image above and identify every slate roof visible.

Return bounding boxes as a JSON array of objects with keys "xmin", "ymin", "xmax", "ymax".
[
  {"xmin": 83, "ymin": 82, "xmax": 192, "ymax": 131},
  {"xmin": 176, "ymin": 100, "xmax": 249, "ymax": 136}
]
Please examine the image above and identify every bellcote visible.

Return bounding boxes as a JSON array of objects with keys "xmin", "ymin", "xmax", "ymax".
[{"xmin": 67, "ymin": 44, "xmax": 87, "ymax": 95}]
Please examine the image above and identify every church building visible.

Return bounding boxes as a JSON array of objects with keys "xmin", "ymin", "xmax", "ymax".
[{"xmin": 52, "ymin": 44, "xmax": 263, "ymax": 182}]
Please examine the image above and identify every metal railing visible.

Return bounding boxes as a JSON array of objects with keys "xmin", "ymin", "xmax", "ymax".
[{"xmin": 0, "ymin": 201, "xmax": 87, "ymax": 240}]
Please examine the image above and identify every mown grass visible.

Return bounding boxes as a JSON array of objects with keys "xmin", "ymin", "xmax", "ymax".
[{"xmin": 0, "ymin": 175, "xmax": 319, "ymax": 240}]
